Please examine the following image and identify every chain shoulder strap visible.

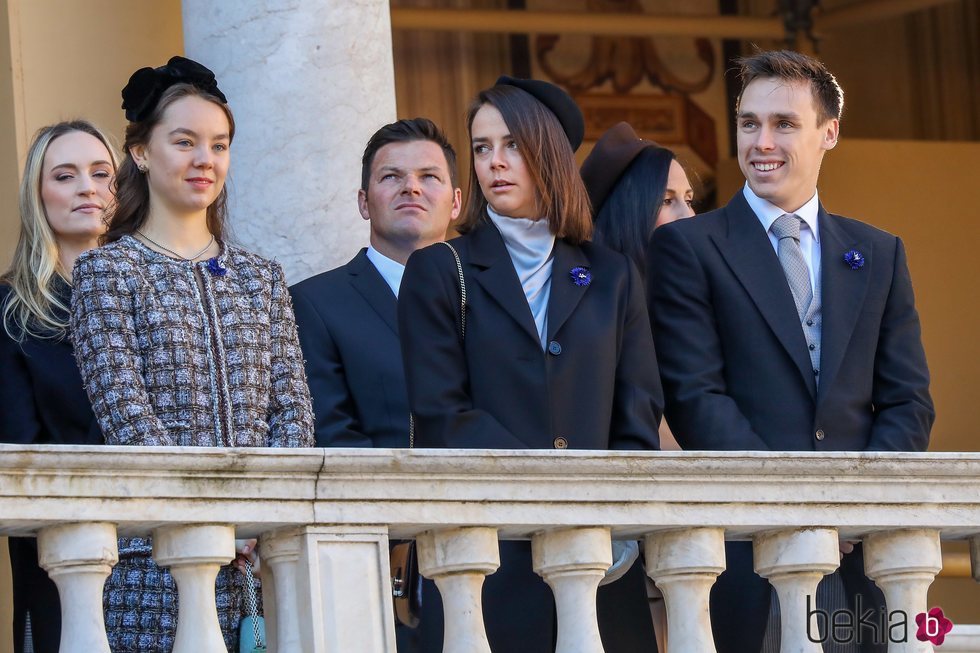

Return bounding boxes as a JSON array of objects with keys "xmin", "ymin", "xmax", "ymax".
[
  {"xmin": 409, "ymin": 242, "xmax": 467, "ymax": 448},
  {"xmin": 243, "ymin": 559, "xmax": 265, "ymax": 649}
]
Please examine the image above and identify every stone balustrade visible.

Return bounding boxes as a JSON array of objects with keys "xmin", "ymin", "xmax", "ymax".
[{"xmin": 1, "ymin": 445, "xmax": 979, "ymax": 652}]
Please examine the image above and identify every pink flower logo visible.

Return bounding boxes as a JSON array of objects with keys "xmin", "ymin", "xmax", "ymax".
[{"xmin": 916, "ymin": 607, "xmax": 953, "ymax": 645}]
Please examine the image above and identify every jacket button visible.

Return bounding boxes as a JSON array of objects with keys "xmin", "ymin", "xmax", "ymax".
[
  {"xmin": 548, "ymin": 341, "xmax": 562, "ymax": 355},
  {"xmin": 553, "ymin": 437, "xmax": 568, "ymax": 449},
  {"xmin": 815, "ymin": 429, "xmax": 825, "ymax": 441}
]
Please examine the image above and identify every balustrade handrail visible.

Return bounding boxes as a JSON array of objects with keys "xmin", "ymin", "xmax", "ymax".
[
  {"xmin": 3, "ymin": 445, "xmax": 978, "ymax": 652},
  {"xmin": 1, "ymin": 445, "xmax": 978, "ymax": 539}
]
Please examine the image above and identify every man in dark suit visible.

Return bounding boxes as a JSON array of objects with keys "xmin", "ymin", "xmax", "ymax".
[
  {"xmin": 290, "ymin": 117, "xmax": 461, "ymax": 448},
  {"xmin": 648, "ymin": 50, "xmax": 933, "ymax": 653}
]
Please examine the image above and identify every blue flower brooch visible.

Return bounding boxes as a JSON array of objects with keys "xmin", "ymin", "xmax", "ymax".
[
  {"xmin": 569, "ymin": 266, "xmax": 592, "ymax": 287},
  {"xmin": 843, "ymin": 249, "xmax": 865, "ymax": 270},
  {"xmin": 206, "ymin": 256, "xmax": 228, "ymax": 277}
]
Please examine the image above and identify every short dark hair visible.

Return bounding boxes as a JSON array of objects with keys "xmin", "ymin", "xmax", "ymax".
[
  {"xmin": 360, "ymin": 118, "xmax": 458, "ymax": 190},
  {"xmin": 458, "ymin": 85, "xmax": 592, "ymax": 244},
  {"xmin": 735, "ymin": 49, "xmax": 844, "ymax": 125}
]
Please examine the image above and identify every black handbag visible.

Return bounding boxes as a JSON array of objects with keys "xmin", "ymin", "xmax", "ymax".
[{"xmin": 391, "ymin": 241, "xmax": 466, "ymax": 628}]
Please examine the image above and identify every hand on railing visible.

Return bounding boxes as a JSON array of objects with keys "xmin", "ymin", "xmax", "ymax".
[{"xmin": 235, "ymin": 538, "xmax": 261, "ymax": 578}]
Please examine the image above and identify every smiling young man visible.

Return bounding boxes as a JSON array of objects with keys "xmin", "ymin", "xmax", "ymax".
[
  {"xmin": 648, "ymin": 50, "xmax": 933, "ymax": 653},
  {"xmin": 290, "ymin": 118, "xmax": 461, "ymax": 449}
]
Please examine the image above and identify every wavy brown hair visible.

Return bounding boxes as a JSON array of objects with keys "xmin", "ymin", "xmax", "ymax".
[
  {"xmin": 458, "ymin": 85, "xmax": 592, "ymax": 244},
  {"xmin": 2, "ymin": 121, "xmax": 117, "ymax": 341},
  {"xmin": 103, "ymin": 83, "xmax": 235, "ymax": 244}
]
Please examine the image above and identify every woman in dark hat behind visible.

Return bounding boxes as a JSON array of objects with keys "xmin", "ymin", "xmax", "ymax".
[
  {"xmin": 70, "ymin": 56, "xmax": 314, "ymax": 652},
  {"xmin": 582, "ymin": 121, "xmax": 696, "ymax": 281},
  {"xmin": 399, "ymin": 77, "xmax": 663, "ymax": 652}
]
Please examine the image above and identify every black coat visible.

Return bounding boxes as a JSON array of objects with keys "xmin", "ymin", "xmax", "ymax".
[
  {"xmin": 399, "ymin": 219, "xmax": 662, "ymax": 653},
  {"xmin": 647, "ymin": 190, "xmax": 934, "ymax": 653},
  {"xmin": 0, "ymin": 280, "xmax": 103, "ymax": 653},
  {"xmin": 290, "ymin": 249, "xmax": 410, "ymax": 448}
]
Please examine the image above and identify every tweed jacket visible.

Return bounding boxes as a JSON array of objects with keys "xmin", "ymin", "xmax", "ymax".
[{"xmin": 71, "ymin": 235, "xmax": 314, "ymax": 448}]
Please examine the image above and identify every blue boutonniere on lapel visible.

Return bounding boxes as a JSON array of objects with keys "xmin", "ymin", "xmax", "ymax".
[
  {"xmin": 569, "ymin": 266, "xmax": 591, "ymax": 287},
  {"xmin": 206, "ymin": 256, "xmax": 228, "ymax": 277},
  {"xmin": 843, "ymin": 249, "xmax": 865, "ymax": 270}
]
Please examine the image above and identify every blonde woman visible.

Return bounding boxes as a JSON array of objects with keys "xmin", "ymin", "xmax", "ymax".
[{"xmin": 0, "ymin": 120, "xmax": 117, "ymax": 652}]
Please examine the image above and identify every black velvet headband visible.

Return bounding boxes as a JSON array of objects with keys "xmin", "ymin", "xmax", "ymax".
[
  {"xmin": 121, "ymin": 56, "xmax": 227, "ymax": 123},
  {"xmin": 494, "ymin": 75, "xmax": 585, "ymax": 152}
]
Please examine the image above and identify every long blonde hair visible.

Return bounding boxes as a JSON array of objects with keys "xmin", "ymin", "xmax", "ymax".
[{"xmin": 2, "ymin": 120, "xmax": 118, "ymax": 341}]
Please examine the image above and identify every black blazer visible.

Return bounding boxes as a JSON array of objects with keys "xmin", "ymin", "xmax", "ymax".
[
  {"xmin": 399, "ymin": 219, "xmax": 663, "ymax": 452},
  {"xmin": 0, "ymin": 281, "xmax": 103, "ymax": 653},
  {"xmin": 399, "ymin": 218, "xmax": 662, "ymax": 653},
  {"xmin": 648, "ymin": 190, "xmax": 933, "ymax": 653},
  {"xmin": 290, "ymin": 249, "xmax": 410, "ymax": 448}
]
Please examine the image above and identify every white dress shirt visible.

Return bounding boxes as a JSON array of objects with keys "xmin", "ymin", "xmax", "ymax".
[
  {"xmin": 742, "ymin": 183, "xmax": 822, "ymax": 292},
  {"xmin": 366, "ymin": 245, "xmax": 405, "ymax": 298}
]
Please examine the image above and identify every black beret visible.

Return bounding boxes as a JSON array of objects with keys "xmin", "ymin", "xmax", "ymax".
[
  {"xmin": 494, "ymin": 75, "xmax": 585, "ymax": 152},
  {"xmin": 581, "ymin": 122, "xmax": 664, "ymax": 215},
  {"xmin": 122, "ymin": 56, "xmax": 227, "ymax": 123}
]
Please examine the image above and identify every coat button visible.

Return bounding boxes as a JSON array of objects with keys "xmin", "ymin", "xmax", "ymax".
[
  {"xmin": 808, "ymin": 343, "xmax": 816, "ymax": 351},
  {"xmin": 553, "ymin": 436, "xmax": 568, "ymax": 449},
  {"xmin": 548, "ymin": 341, "xmax": 562, "ymax": 355},
  {"xmin": 815, "ymin": 429, "xmax": 825, "ymax": 441}
]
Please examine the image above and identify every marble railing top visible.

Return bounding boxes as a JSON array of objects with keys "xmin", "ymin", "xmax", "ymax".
[{"xmin": 0, "ymin": 445, "xmax": 978, "ymax": 539}]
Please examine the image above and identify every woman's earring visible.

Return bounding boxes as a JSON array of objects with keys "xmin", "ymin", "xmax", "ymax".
[{"xmin": 138, "ymin": 163, "xmax": 148, "ymax": 174}]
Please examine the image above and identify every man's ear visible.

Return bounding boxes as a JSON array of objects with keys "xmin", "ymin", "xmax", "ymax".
[
  {"xmin": 449, "ymin": 188, "xmax": 462, "ymax": 221},
  {"xmin": 357, "ymin": 188, "xmax": 371, "ymax": 222},
  {"xmin": 822, "ymin": 118, "xmax": 840, "ymax": 151}
]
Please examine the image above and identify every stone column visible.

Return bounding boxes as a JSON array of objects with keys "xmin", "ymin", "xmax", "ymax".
[
  {"xmin": 153, "ymin": 524, "xmax": 237, "ymax": 653},
  {"xmin": 37, "ymin": 522, "xmax": 119, "ymax": 653},
  {"xmin": 864, "ymin": 529, "xmax": 943, "ymax": 653},
  {"xmin": 293, "ymin": 525, "xmax": 396, "ymax": 653},
  {"xmin": 417, "ymin": 527, "xmax": 500, "ymax": 653},
  {"xmin": 261, "ymin": 528, "xmax": 306, "ymax": 653},
  {"xmin": 754, "ymin": 528, "xmax": 840, "ymax": 653},
  {"xmin": 181, "ymin": 1, "xmax": 397, "ymax": 282},
  {"xmin": 645, "ymin": 527, "xmax": 727, "ymax": 653},
  {"xmin": 532, "ymin": 527, "xmax": 611, "ymax": 653}
]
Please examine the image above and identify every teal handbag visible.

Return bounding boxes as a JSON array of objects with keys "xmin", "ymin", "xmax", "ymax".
[{"xmin": 239, "ymin": 559, "xmax": 267, "ymax": 653}]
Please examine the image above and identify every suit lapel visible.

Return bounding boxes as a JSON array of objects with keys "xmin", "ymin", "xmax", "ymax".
[
  {"xmin": 547, "ymin": 239, "xmax": 590, "ymax": 340},
  {"xmin": 468, "ymin": 221, "xmax": 542, "ymax": 346},
  {"xmin": 712, "ymin": 192, "xmax": 817, "ymax": 397},
  {"xmin": 816, "ymin": 210, "xmax": 871, "ymax": 405},
  {"xmin": 347, "ymin": 249, "xmax": 399, "ymax": 336}
]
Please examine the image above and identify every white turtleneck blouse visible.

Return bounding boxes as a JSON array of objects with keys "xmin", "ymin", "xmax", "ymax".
[{"xmin": 487, "ymin": 207, "xmax": 556, "ymax": 350}]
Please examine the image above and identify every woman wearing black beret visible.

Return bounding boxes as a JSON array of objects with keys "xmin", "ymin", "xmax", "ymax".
[
  {"xmin": 398, "ymin": 76, "xmax": 663, "ymax": 652},
  {"xmin": 582, "ymin": 121, "xmax": 696, "ymax": 280}
]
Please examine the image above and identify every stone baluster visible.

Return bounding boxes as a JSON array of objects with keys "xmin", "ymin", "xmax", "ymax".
[
  {"xmin": 864, "ymin": 529, "xmax": 942, "ymax": 653},
  {"xmin": 417, "ymin": 527, "xmax": 500, "ymax": 653},
  {"xmin": 754, "ymin": 528, "xmax": 840, "ymax": 653},
  {"xmin": 261, "ymin": 529, "xmax": 304, "ymax": 652},
  {"xmin": 645, "ymin": 527, "xmax": 727, "ymax": 653},
  {"xmin": 153, "ymin": 524, "xmax": 236, "ymax": 653},
  {"xmin": 532, "ymin": 527, "xmax": 612, "ymax": 653},
  {"xmin": 37, "ymin": 522, "xmax": 118, "ymax": 653}
]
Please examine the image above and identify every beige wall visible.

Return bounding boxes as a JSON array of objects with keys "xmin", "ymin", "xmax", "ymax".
[
  {"xmin": 718, "ymin": 138, "xmax": 980, "ymax": 453},
  {"xmin": 0, "ymin": 0, "xmax": 184, "ymax": 271}
]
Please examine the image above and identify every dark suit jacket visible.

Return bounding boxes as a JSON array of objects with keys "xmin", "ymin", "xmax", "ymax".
[
  {"xmin": 290, "ymin": 249, "xmax": 410, "ymax": 448},
  {"xmin": 399, "ymin": 218, "xmax": 662, "ymax": 653},
  {"xmin": 648, "ymin": 190, "xmax": 934, "ymax": 652},
  {"xmin": 0, "ymin": 281, "xmax": 103, "ymax": 653}
]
